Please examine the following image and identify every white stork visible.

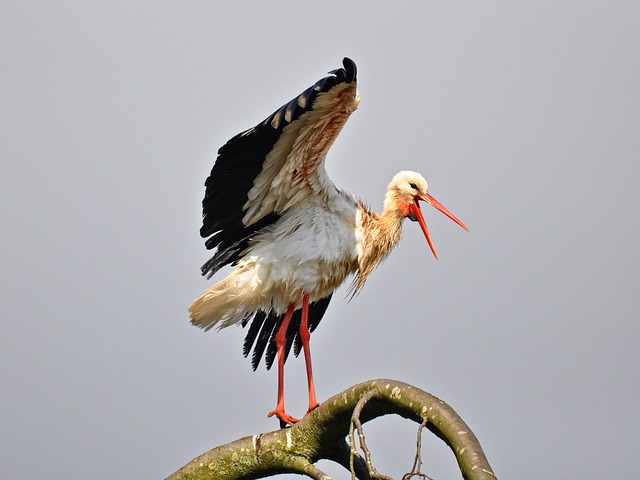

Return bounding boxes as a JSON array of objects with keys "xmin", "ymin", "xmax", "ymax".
[{"xmin": 189, "ymin": 58, "xmax": 468, "ymax": 426}]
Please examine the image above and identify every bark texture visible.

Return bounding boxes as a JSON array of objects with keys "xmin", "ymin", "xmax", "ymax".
[{"xmin": 166, "ymin": 379, "xmax": 497, "ymax": 480}]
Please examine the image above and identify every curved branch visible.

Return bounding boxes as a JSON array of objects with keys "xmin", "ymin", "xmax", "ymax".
[{"xmin": 166, "ymin": 379, "xmax": 497, "ymax": 480}]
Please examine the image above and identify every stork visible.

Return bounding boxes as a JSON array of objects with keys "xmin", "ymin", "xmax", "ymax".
[{"xmin": 189, "ymin": 58, "xmax": 468, "ymax": 426}]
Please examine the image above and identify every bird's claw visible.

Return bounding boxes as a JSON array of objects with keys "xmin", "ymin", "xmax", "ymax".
[{"xmin": 268, "ymin": 408, "xmax": 300, "ymax": 427}]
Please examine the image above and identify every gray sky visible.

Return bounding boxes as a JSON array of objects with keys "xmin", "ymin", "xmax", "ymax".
[{"xmin": 2, "ymin": 1, "xmax": 639, "ymax": 478}]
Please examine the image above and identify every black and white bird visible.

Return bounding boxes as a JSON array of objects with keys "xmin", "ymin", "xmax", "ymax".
[{"xmin": 190, "ymin": 58, "xmax": 468, "ymax": 425}]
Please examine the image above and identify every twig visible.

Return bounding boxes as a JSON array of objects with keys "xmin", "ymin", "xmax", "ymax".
[
  {"xmin": 304, "ymin": 462, "xmax": 333, "ymax": 480},
  {"xmin": 402, "ymin": 418, "xmax": 433, "ymax": 480},
  {"xmin": 325, "ymin": 441, "xmax": 372, "ymax": 480},
  {"xmin": 349, "ymin": 390, "xmax": 392, "ymax": 480}
]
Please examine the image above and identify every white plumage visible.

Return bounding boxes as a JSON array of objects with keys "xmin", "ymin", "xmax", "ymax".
[
  {"xmin": 190, "ymin": 190, "xmax": 359, "ymax": 329},
  {"xmin": 189, "ymin": 58, "xmax": 468, "ymax": 425}
]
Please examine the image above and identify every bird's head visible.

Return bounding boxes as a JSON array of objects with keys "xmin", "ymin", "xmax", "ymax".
[{"xmin": 387, "ymin": 171, "xmax": 469, "ymax": 260}]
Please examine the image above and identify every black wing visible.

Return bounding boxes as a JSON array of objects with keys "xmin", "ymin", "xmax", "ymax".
[
  {"xmin": 241, "ymin": 294, "xmax": 333, "ymax": 371},
  {"xmin": 199, "ymin": 57, "xmax": 358, "ymax": 278}
]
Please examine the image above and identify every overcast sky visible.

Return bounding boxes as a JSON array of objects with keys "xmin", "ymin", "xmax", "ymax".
[{"xmin": 2, "ymin": 1, "xmax": 639, "ymax": 479}]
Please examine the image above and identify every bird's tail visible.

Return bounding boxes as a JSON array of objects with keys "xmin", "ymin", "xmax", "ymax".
[{"xmin": 189, "ymin": 269, "xmax": 256, "ymax": 331}]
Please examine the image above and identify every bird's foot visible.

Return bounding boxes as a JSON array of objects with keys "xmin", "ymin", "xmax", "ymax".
[
  {"xmin": 268, "ymin": 407, "xmax": 300, "ymax": 428},
  {"xmin": 306, "ymin": 402, "xmax": 320, "ymax": 415}
]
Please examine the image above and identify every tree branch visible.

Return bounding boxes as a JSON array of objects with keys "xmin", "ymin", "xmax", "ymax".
[{"xmin": 166, "ymin": 379, "xmax": 497, "ymax": 480}]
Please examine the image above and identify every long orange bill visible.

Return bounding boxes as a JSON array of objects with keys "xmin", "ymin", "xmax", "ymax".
[{"xmin": 409, "ymin": 193, "xmax": 469, "ymax": 260}]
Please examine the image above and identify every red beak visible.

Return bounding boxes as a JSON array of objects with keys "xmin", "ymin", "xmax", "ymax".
[{"xmin": 409, "ymin": 193, "xmax": 469, "ymax": 260}]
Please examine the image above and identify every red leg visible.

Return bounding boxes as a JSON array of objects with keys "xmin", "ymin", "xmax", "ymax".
[
  {"xmin": 267, "ymin": 304, "xmax": 300, "ymax": 426},
  {"xmin": 299, "ymin": 294, "xmax": 319, "ymax": 414}
]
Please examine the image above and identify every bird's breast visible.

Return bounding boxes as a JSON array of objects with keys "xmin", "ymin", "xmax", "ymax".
[{"xmin": 244, "ymin": 195, "xmax": 359, "ymax": 303}]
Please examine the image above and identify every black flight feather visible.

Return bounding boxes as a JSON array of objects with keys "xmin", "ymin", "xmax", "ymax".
[{"xmin": 247, "ymin": 294, "xmax": 333, "ymax": 371}]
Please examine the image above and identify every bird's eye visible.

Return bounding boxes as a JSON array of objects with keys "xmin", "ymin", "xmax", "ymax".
[{"xmin": 409, "ymin": 182, "xmax": 418, "ymax": 190}]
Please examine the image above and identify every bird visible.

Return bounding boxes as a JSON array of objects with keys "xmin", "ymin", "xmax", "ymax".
[{"xmin": 189, "ymin": 57, "xmax": 468, "ymax": 426}]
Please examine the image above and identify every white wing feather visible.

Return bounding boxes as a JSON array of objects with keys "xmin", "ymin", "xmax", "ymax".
[{"xmin": 243, "ymin": 82, "xmax": 360, "ymax": 226}]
